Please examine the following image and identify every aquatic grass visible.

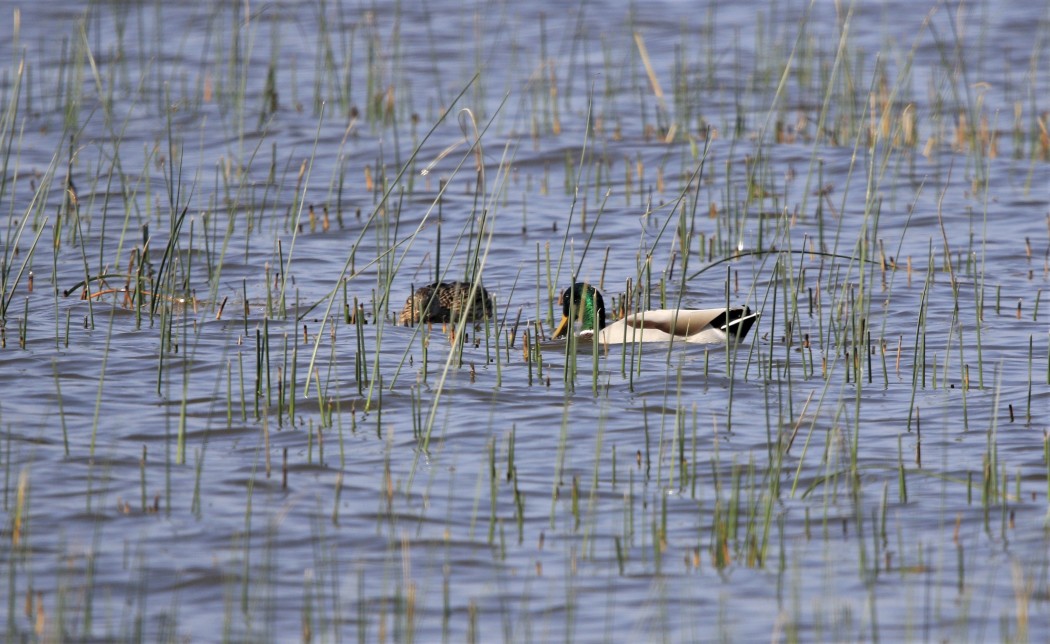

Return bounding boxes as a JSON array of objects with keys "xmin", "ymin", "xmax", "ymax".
[
  {"xmin": 417, "ymin": 209, "xmax": 500, "ymax": 450},
  {"xmin": 388, "ymin": 109, "xmax": 514, "ymax": 447},
  {"xmin": 5, "ymin": 0, "xmax": 1050, "ymax": 640},
  {"xmin": 300, "ymin": 76, "xmax": 482, "ymax": 396},
  {"xmin": 0, "ymin": 47, "xmax": 26, "ymax": 219},
  {"xmin": 1, "ymin": 176, "xmax": 52, "ymax": 326}
]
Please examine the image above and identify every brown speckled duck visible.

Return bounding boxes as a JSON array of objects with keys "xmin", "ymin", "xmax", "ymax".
[{"xmin": 398, "ymin": 281, "xmax": 495, "ymax": 325}]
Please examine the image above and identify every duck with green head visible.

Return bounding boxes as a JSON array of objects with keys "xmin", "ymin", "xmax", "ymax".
[{"xmin": 552, "ymin": 282, "xmax": 757, "ymax": 345}]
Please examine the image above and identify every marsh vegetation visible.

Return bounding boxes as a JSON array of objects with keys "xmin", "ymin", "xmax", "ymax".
[{"xmin": 2, "ymin": 0, "xmax": 1050, "ymax": 641}]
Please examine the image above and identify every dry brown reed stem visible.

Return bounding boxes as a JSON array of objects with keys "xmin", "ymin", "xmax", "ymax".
[
  {"xmin": 83, "ymin": 288, "xmax": 186, "ymax": 306},
  {"xmin": 12, "ymin": 469, "xmax": 28, "ymax": 547},
  {"xmin": 1038, "ymin": 114, "xmax": 1050, "ymax": 159},
  {"xmin": 902, "ymin": 103, "xmax": 917, "ymax": 147},
  {"xmin": 955, "ymin": 112, "xmax": 969, "ymax": 151}
]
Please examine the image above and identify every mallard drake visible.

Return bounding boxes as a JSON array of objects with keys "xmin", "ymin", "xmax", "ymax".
[
  {"xmin": 398, "ymin": 281, "xmax": 495, "ymax": 325},
  {"xmin": 552, "ymin": 282, "xmax": 758, "ymax": 345}
]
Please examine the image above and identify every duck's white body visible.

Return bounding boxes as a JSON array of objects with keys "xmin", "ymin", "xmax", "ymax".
[
  {"xmin": 552, "ymin": 282, "xmax": 759, "ymax": 347},
  {"xmin": 578, "ymin": 307, "xmax": 758, "ymax": 345}
]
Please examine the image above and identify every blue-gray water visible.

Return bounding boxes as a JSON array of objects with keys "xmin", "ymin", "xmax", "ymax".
[{"xmin": 2, "ymin": 1, "xmax": 1050, "ymax": 641}]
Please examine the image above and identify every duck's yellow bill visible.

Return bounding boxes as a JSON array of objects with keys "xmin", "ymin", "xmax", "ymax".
[{"xmin": 552, "ymin": 315, "xmax": 569, "ymax": 339}]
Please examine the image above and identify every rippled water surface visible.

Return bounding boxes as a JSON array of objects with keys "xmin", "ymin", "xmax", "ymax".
[{"xmin": 2, "ymin": 0, "xmax": 1050, "ymax": 641}]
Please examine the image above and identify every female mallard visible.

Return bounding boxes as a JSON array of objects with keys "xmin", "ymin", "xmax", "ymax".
[
  {"xmin": 552, "ymin": 282, "xmax": 758, "ymax": 345},
  {"xmin": 399, "ymin": 281, "xmax": 495, "ymax": 325}
]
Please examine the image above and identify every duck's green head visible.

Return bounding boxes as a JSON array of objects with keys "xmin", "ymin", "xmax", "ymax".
[{"xmin": 552, "ymin": 282, "xmax": 606, "ymax": 338}]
